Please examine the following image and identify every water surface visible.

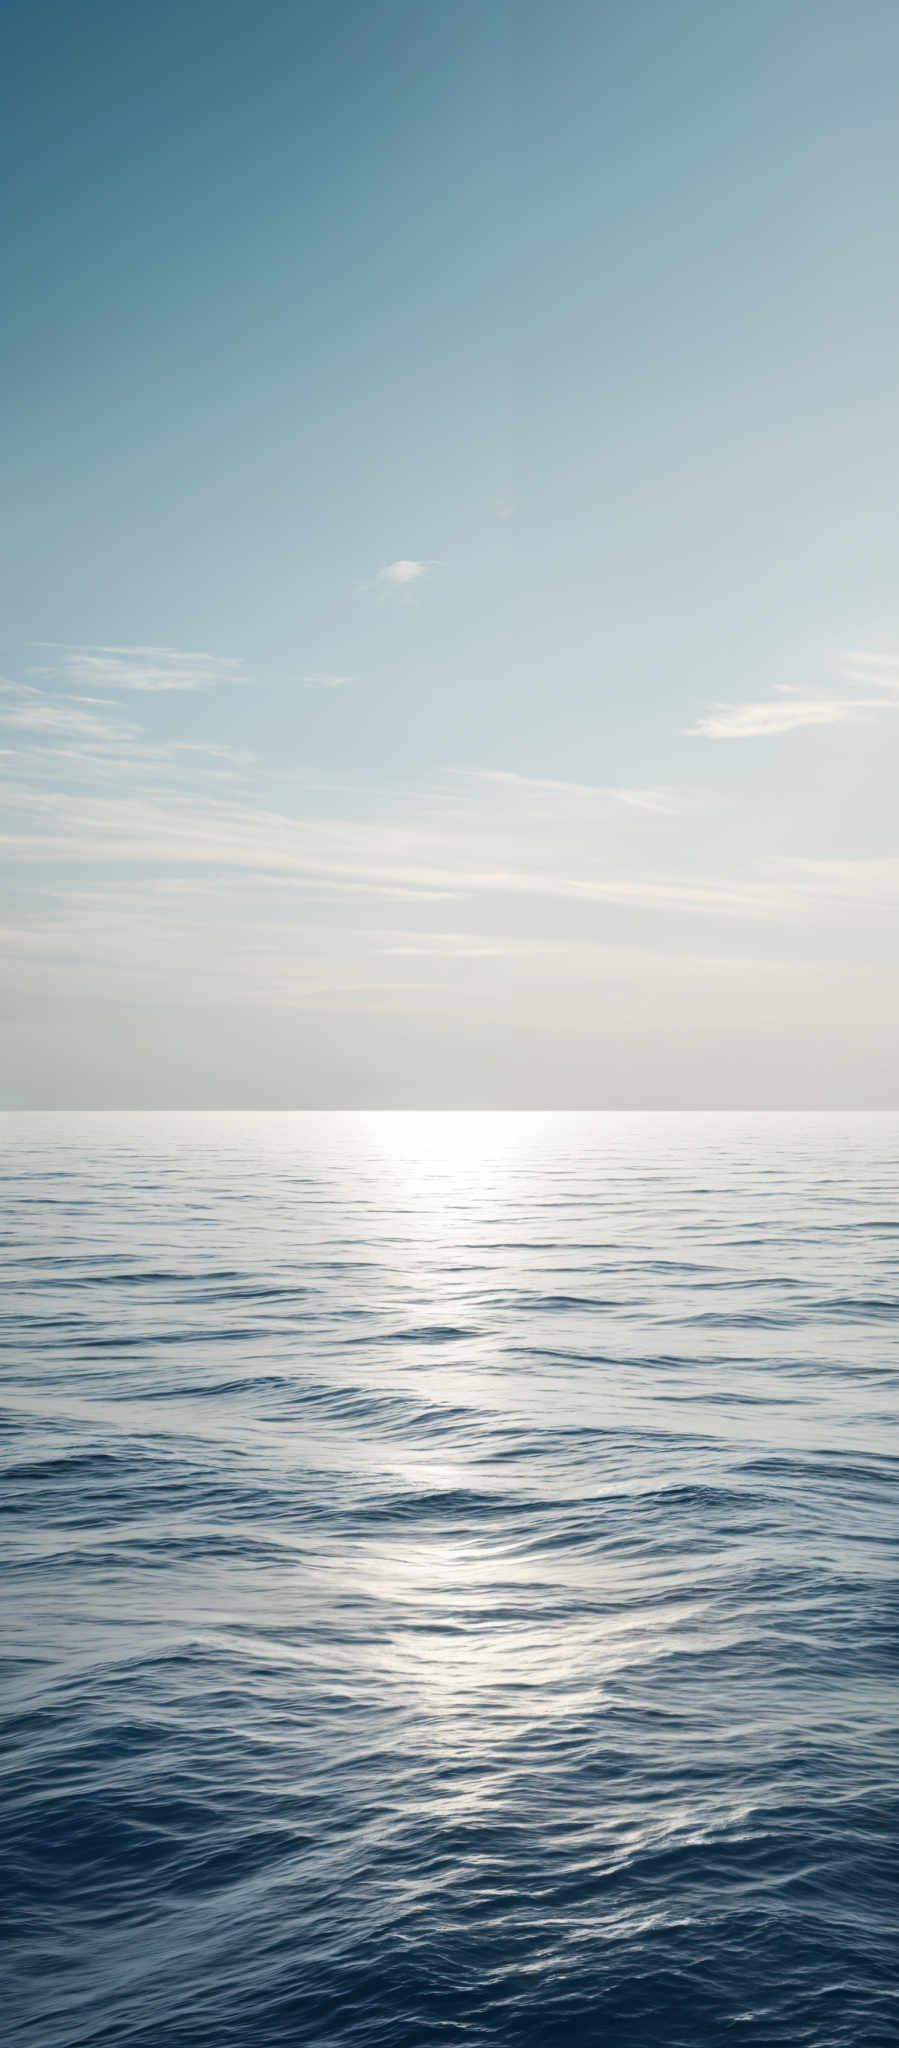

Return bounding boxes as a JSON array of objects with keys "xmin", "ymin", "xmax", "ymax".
[{"xmin": 2, "ymin": 1111, "xmax": 897, "ymax": 2045}]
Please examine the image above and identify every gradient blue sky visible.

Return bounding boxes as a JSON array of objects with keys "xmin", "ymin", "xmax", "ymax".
[{"xmin": 3, "ymin": 0, "xmax": 899, "ymax": 1104}]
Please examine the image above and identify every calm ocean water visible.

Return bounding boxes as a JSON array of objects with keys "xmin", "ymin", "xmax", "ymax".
[{"xmin": 2, "ymin": 1110, "xmax": 897, "ymax": 2047}]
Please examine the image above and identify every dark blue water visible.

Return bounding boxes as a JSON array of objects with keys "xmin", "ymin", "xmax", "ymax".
[{"xmin": 2, "ymin": 1111, "xmax": 897, "ymax": 2047}]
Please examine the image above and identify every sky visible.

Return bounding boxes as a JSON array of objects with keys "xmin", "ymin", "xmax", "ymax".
[{"xmin": 3, "ymin": 0, "xmax": 899, "ymax": 1107}]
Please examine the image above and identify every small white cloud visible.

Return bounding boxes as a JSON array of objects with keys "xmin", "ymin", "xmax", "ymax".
[
  {"xmin": 301, "ymin": 675, "xmax": 350, "ymax": 690},
  {"xmin": 378, "ymin": 560, "xmax": 429, "ymax": 585}
]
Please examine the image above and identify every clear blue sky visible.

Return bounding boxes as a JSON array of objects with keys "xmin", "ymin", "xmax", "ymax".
[{"xmin": 3, "ymin": 0, "xmax": 899, "ymax": 1104}]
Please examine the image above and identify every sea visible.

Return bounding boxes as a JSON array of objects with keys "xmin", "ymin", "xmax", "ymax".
[{"xmin": 2, "ymin": 1110, "xmax": 897, "ymax": 2047}]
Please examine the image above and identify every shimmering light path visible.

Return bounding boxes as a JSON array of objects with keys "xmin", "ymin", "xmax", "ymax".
[{"xmin": 2, "ymin": 1112, "xmax": 898, "ymax": 2046}]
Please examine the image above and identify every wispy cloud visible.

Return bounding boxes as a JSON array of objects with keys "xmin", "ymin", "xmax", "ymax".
[
  {"xmin": 462, "ymin": 769, "xmax": 717, "ymax": 815},
  {"xmin": 6, "ymin": 764, "xmax": 895, "ymax": 927},
  {"xmin": 1, "ymin": 701, "xmax": 134, "ymax": 742},
  {"xmin": 0, "ymin": 679, "xmax": 249, "ymax": 792},
  {"xmin": 6, "ymin": 705, "xmax": 899, "ymax": 1052},
  {"xmin": 29, "ymin": 643, "xmax": 244, "ymax": 692},
  {"xmin": 379, "ymin": 929, "xmax": 511, "ymax": 959},
  {"xmin": 841, "ymin": 649, "xmax": 899, "ymax": 692},
  {"xmin": 691, "ymin": 648, "xmax": 899, "ymax": 739},
  {"xmin": 688, "ymin": 696, "xmax": 876, "ymax": 739},
  {"xmin": 0, "ymin": 682, "xmax": 135, "ymax": 744},
  {"xmin": 301, "ymin": 674, "xmax": 351, "ymax": 690}
]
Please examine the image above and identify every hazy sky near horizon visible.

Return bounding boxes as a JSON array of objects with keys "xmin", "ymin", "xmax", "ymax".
[{"xmin": 3, "ymin": 0, "xmax": 899, "ymax": 1106}]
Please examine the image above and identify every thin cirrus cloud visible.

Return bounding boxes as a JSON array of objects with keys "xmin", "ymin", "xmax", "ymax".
[
  {"xmin": 0, "ymin": 693, "xmax": 135, "ymax": 743},
  {"xmin": 0, "ymin": 679, "xmax": 248, "ymax": 791},
  {"xmin": 29, "ymin": 643, "xmax": 244, "ymax": 692},
  {"xmin": 460, "ymin": 770, "xmax": 719, "ymax": 817},
  {"xmin": 689, "ymin": 697, "xmax": 872, "ymax": 740},
  {"xmin": 690, "ymin": 651, "xmax": 899, "ymax": 739},
  {"xmin": 6, "ymin": 761, "xmax": 896, "ymax": 926},
  {"xmin": 841, "ymin": 650, "xmax": 899, "ymax": 691}
]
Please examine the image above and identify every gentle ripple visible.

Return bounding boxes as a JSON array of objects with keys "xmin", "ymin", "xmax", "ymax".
[{"xmin": 2, "ymin": 1111, "xmax": 898, "ymax": 2046}]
